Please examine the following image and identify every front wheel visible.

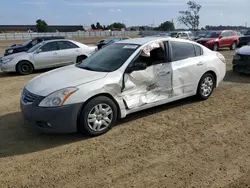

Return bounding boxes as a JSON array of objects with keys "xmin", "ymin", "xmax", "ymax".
[
  {"xmin": 230, "ymin": 41, "xmax": 237, "ymax": 50},
  {"xmin": 196, "ymin": 73, "xmax": 215, "ymax": 100},
  {"xmin": 16, "ymin": 61, "xmax": 34, "ymax": 75},
  {"xmin": 79, "ymin": 96, "xmax": 118, "ymax": 136},
  {"xmin": 213, "ymin": 43, "xmax": 219, "ymax": 51}
]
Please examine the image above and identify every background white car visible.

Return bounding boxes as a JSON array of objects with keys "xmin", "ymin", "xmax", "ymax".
[
  {"xmin": 0, "ymin": 39, "xmax": 97, "ymax": 75},
  {"xmin": 21, "ymin": 37, "xmax": 226, "ymax": 137}
]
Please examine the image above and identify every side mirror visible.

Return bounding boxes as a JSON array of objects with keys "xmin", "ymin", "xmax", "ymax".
[
  {"xmin": 219, "ymin": 36, "xmax": 223, "ymax": 39},
  {"xmin": 36, "ymin": 49, "xmax": 42, "ymax": 54},
  {"xmin": 126, "ymin": 61, "xmax": 147, "ymax": 73}
]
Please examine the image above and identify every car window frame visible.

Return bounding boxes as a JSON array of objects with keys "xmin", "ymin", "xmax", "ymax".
[
  {"xmin": 57, "ymin": 40, "xmax": 80, "ymax": 50},
  {"xmin": 126, "ymin": 40, "xmax": 170, "ymax": 70},
  {"xmin": 168, "ymin": 40, "xmax": 197, "ymax": 62},
  {"xmin": 193, "ymin": 44, "xmax": 203, "ymax": 56},
  {"xmin": 39, "ymin": 41, "xmax": 59, "ymax": 53}
]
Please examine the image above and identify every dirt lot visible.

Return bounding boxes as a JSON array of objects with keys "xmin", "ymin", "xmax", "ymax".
[{"xmin": 1, "ymin": 40, "xmax": 250, "ymax": 188}]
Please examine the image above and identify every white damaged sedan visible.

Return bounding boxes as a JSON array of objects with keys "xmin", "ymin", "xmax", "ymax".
[
  {"xmin": 20, "ymin": 37, "xmax": 226, "ymax": 136},
  {"xmin": 0, "ymin": 39, "xmax": 97, "ymax": 75}
]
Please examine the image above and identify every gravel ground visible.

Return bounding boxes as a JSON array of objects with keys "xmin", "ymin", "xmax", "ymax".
[{"xmin": 0, "ymin": 41, "xmax": 250, "ymax": 188}]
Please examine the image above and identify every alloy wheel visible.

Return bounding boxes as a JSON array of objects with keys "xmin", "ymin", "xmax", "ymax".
[
  {"xmin": 87, "ymin": 103, "xmax": 113, "ymax": 132},
  {"xmin": 200, "ymin": 77, "xmax": 214, "ymax": 97}
]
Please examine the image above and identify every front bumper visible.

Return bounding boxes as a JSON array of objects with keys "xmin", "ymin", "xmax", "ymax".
[
  {"xmin": 20, "ymin": 98, "xmax": 83, "ymax": 134},
  {"xmin": 197, "ymin": 41, "xmax": 213, "ymax": 49},
  {"xmin": 232, "ymin": 58, "xmax": 250, "ymax": 74}
]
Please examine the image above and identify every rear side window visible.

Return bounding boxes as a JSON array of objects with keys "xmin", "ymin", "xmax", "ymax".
[
  {"xmin": 170, "ymin": 41, "xmax": 196, "ymax": 61},
  {"xmin": 194, "ymin": 45, "xmax": 203, "ymax": 56},
  {"xmin": 58, "ymin": 41, "xmax": 79, "ymax": 50}
]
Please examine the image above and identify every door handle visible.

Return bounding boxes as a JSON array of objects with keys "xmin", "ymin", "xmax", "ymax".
[
  {"xmin": 197, "ymin": 62, "xmax": 203, "ymax": 66},
  {"xmin": 53, "ymin": 52, "xmax": 57, "ymax": 55},
  {"xmin": 157, "ymin": 71, "xmax": 170, "ymax": 76}
]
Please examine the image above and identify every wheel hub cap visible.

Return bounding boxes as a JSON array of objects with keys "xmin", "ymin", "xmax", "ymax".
[
  {"xmin": 87, "ymin": 104, "xmax": 113, "ymax": 132},
  {"xmin": 201, "ymin": 77, "xmax": 213, "ymax": 97}
]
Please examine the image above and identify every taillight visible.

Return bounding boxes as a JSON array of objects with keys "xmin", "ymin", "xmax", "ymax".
[{"xmin": 216, "ymin": 52, "xmax": 226, "ymax": 63}]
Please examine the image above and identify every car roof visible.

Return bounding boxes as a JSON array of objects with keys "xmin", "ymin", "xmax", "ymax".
[
  {"xmin": 41, "ymin": 39, "xmax": 74, "ymax": 44},
  {"xmin": 35, "ymin": 36, "xmax": 64, "ymax": 39}
]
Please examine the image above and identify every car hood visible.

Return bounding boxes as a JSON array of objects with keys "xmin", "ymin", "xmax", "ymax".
[
  {"xmin": 236, "ymin": 45, "xmax": 250, "ymax": 55},
  {"xmin": 7, "ymin": 44, "xmax": 26, "ymax": 50},
  {"xmin": 25, "ymin": 65, "xmax": 108, "ymax": 96},
  {"xmin": 240, "ymin": 35, "xmax": 250, "ymax": 39},
  {"xmin": 2, "ymin": 52, "xmax": 28, "ymax": 59}
]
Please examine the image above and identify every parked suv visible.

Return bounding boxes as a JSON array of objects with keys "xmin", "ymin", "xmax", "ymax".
[
  {"xmin": 238, "ymin": 30, "xmax": 250, "ymax": 47},
  {"xmin": 4, "ymin": 36, "xmax": 65, "ymax": 56},
  {"xmin": 196, "ymin": 30, "xmax": 239, "ymax": 51}
]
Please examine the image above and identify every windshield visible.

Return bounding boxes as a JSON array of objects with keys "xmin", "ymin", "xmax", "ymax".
[
  {"xmin": 204, "ymin": 32, "xmax": 221, "ymax": 38},
  {"xmin": 23, "ymin": 39, "xmax": 32, "ymax": 46},
  {"xmin": 77, "ymin": 43, "xmax": 140, "ymax": 72},
  {"xmin": 27, "ymin": 42, "xmax": 45, "ymax": 53},
  {"xmin": 245, "ymin": 31, "xmax": 250, "ymax": 35}
]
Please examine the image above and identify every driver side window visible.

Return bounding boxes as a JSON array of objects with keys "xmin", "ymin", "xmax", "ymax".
[
  {"xmin": 40, "ymin": 42, "xmax": 59, "ymax": 52},
  {"xmin": 133, "ymin": 47, "xmax": 166, "ymax": 67}
]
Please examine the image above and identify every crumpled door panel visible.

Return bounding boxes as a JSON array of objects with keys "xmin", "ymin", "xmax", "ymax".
[{"xmin": 122, "ymin": 63, "xmax": 172, "ymax": 109}]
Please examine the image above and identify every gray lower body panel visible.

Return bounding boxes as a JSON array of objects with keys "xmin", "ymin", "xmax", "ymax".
[{"xmin": 20, "ymin": 100, "xmax": 83, "ymax": 134}]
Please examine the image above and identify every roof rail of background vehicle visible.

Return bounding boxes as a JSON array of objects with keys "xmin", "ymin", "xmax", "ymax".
[
  {"xmin": 117, "ymin": 36, "xmax": 200, "ymax": 46},
  {"xmin": 116, "ymin": 36, "xmax": 172, "ymax": 45}
]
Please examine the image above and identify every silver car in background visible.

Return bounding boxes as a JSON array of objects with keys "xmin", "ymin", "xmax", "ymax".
[{"xmin": 0, "ymin": 39, "xmax": 97, "ymax": 75}]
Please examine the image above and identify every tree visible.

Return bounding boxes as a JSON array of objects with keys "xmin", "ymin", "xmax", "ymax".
[
  {"xmin": 36, "ymin": 19, "xmax": 48, "ymax": 32},
  {"xmin": 91, "ymin": 24, "xmax": 96, "ymax": 30},
  {"xmin": 96, "ymin": 22, "xmax": 103, "ymax": 29},
  {"xmin": 155, "ymin": 21, "xmax": 175, "ymax": 31},
  {"xmin": 109, "ymin": 22, "xmax": 126, "ymax": 29},
  {"xmin": 178, "ymin": 1, "xmax": 202, "ymax": 31}
]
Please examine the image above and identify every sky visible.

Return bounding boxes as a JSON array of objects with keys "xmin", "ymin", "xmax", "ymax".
[{"xmin": 0, "ymin": 0, "xmax": 249, "ymax": 28}]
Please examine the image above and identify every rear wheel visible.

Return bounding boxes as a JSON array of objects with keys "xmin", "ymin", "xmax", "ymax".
[
  {"xmin": 230, "ymin": 41, "xmax": 237, "ymax": 50},
  {"xmin": 213, "ymin": 43, "xmax": 219, "ymax": 51},
  {"xmin": 196, "ymin": 73, "xmax": 215, "ymax": 100},
  {"xmin": 79, "ymin": 96, "xmax": 118, "ymax": 136},
  {"xmin": 16, "ymin": 61, "xmax": 34, "ymax": 75}
]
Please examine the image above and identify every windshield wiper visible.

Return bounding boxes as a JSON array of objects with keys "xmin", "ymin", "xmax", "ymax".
[{"xmin": 78, "ymin": 66, "xmax": 96, "ymax": 71}]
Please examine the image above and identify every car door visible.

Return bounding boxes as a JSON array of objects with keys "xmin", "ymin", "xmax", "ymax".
[
  {"xmin": 219, "ymin": 31, "xmax": 229, "ymax": 47},
  {"xmin": 121, "ymin": 41, "xmax": 172, "ymax": 109},
  {"xmin": 169, "ymin": 41, "xmax": 207, "ymax": 96},
  {"xmin": 227, "ymin": 31, "xmax": 235, "ymax": 46},
  {"xmin": 33, "ymin": 41, "xmax": 60, "ymax": 69},
  {"xmin": 57, "ymin": 41, "xmax": 82, "ymax": 65}
]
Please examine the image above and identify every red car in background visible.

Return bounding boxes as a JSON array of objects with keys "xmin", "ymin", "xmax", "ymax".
[{"xmin": 196, "ymin": 30, "xmax": 239, "ymax": 51}]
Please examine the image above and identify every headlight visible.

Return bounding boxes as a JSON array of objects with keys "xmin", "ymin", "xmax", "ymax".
[
  {"xmin": 233, "ymin": 54, "xmax": 241, "ymax": 60},
  {"xmin": 8, "ymin": 49, "xmax": 13, "ymax": 54},
  {"xmin": 39, "ymin": 87, "xmax": 78, "ymax": 107},
  {"xmin": 1, "ymin": 57, "xmax": 13, "ymax": 64}
]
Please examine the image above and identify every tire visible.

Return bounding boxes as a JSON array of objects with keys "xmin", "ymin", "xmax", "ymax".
[
  {"xmin": 196, "ymin": 73, "xmax": 215, "ymax": 100},
  {"xmin": 16, "ymin": 61, "xmax": 34, "ymax": 75},
  {"xmin": 213, "ymin": 43, "xmax": 219, "ymax": 51},
  {"xmin": 79, "ymin": 96, "xmax": 118, "ymax": 136},
  {"xmin": 76, "ymin": 55, "xmax": 87, "ymax": 63},
  {"xmin": 230, "ymin": 41, "xmax": 237, "ymax": 50}
]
